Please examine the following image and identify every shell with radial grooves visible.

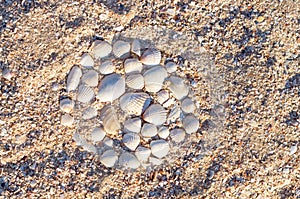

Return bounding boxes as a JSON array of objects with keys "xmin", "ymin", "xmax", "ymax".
[
  {"xmin": 59, "ymin": 98, "xmax": 74, "ymax": 113},
  {"xmin": 126, "ymin": 73, "xmax": 144, "ymax": 89},
  {"xmin": 77, "ymin": 85, "xmax": 95, "ymax": 103},
  {"xmin": 170, "ymin": 128, "xmax": 186, "ymax": 143},
  {"xmin": 113, "ymin": 40, "xmax": 131, "ymax": 58},
  {"xmin": 141, "ymin": 123, "xmax": 157, "ymax": 138},
  {"xmin": 99, "ymin": 60, "xmax": 115, "ymax": 75},
  {"xmin": 80, "ymin": 53, "xmax": 94, "ymax": 68},
  {"xmin": 124, "ymin": 117, "xmax": 142, "ymax": 133},
  {"xmin": 182, "ymin": 115, "xmax": 199, "ymax": 134},
  {"xmin": 143, "ymin": 66, "xmax": 168, "ymax": 92},
  {"xmin": 168, "ymin": 76, "xmax": 189, "ymax": 100},
  {"xmin": 66, "ymin": 66, "xmax": 82, "ymax": 92},
  {"xmin": 181, "ymin": 97, "xmax": 196, "ymax": 113},
  {"xmin": 119, "ymin": 92, "xmax": 151, "ymax": 116},
  {"xmin": 61, "ymin": 114, "xmax": 74, "ymax": 126},
  {"xmin": 140, "ymin": 48, "xmax": 161, "ymax": 65},
  {"xmin": 97, "ymin": 73, "xmax": 125, "ymax": 102},
  {"xmin": 165, "ymin": 61, "xmax": 177, "ymax": 73},
  {"xmin": 100, "ymin": 105, "xmax": 121, "ymax": 135},
  {"xmin": 94, "ymin": 41, "xmax": 112, "ymax": 59},
  {"xmin": 119, "ymin": 152, "xmax": 141, "ymax": 169},
  {"xmin": 143, "ymin": 104, "xmax": 167, "ymax": 125},
  {"xmin": 150, "ymin": 140, "xmax": 170, "ymax": 159},
  {"xmin": 81, "ymin": 70, "xmax": 99, "ymax": 87},
  {"xmin": 82, "ymin": 107, "xmax": 97, "ymax": 120},
  {"xmin": 131, "ymin": 39, "xmax": 141, "ymax": 56},
  {"xmin": 135, "ymin": 146, "xmax": 151, "ymax": 162},
  {"xmin": 122, "ymin": 133, "xmax": 140, "ymax": 151},
  {"xmin": 124, "ymin": 58, "xmax": 143, "ymax": 74},
  {"xmin": 167, "ymin": 105, "xmax": 182, "ymax": 123},
  {"xmin": 158, "ymin": 126, "xmax": 169, "ymax": 139},
  {"xmin": 100, "ymin": 150, "xmax": 118, "ymax": 168},
  {"xmin": 90, "ymin": 127, "xmax": 106, "ymax": 142},
  {"xmin": 156, "ymin": 90, "xmax": 169, "ymax": 104}
]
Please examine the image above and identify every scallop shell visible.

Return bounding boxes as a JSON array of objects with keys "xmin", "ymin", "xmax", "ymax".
[
  {"xmin": 156, "ymin": 90, "xmax": 169, "ymax": 104},
  {"xmin": 143, "ymin": 104, "xmax": 167, "ymax": 125},
  {"xmin": 131, "ymin": 39, "xmax": 141, "ymax": 56},
  {"xmin": 99, "ymin": 60, "xmax": 115, "ymax": 75},
  {"xmin": 82, "ymin": 107, "xmax": 97, "ymax": 120},
  {"xmin": 77, "ymin": 85, "xmax": 95, "ymax": 103},
  {"xmin": 61, "ymin": 114, "xmax": 74, "ymax": 126},
  {"xmin": 100, "ymin": 105, "xmax": 121, "ymax": 135},
  {"xmin": 119, "ymin": 152, "xmax": 141, "ymax": 169},
  {"xmin": 170, "ymin": 128, "xmax": 186, "ymax": 143},
  {"xmin": 141, "ymin": 123, "xmax": 158, "ymax": 138},
  {"xmin": 126, "ymin": 74, "xmax": 144, "ymax": 89},
  {"xmin": 81, "ymin": 70, "xmax": 99, "ymax": 87},
  {"xmin": 167, "ymin": 105, "xmax": 182, "ymax": 123},
  {"xmin": 168, "ymin": 76, "xmax": 189, "ymax": 100},
  {"xmin": 90, "ymin": 127, "xmax": 106, "ymax": 142},
  {"xmin": 100, "ymin": 150, "xmax": 118, "ymax": 168},
  {"xmin": 181, "ymin": 97, "xmax": 196, "ymax": 113},
  {"xmin": 135, "ymin": 146, "xmax": 151, "ymax": 162},
  {"xmin": 140, "ymin": 48, "xmax": 161, "ymax": 65},
  {"xmin": 165, "ymin": 61, "xmax": 177, "ymax": 73},
  {"xmin": 66, "ymin": 66, "xmax": 82, "ymax": 92},
  {"xmin": 158, "ymin": 126, "xmax": 170, "ymax": 139},
  {"xmin": 94, "ymin": 41, "xmax": 112, "ymax": 59},
  {"xmin": 143, "ymin": 66, "xmax": 168, "ymax": 92},
  {"xmin": 124, "ymin": 117, "xmax": 142, "ymax": 133},
  {"xmin": 124, "ymin": 58, "xmax": 143, "ymax": 74},
  {"xmin": 59, "ymin": 98, "xmax": 75, "ymax": 113},
  {"xmin": 122, "ymin": 133, "xmax": 140, "ymax": 151},
  {"xmin": 80, "ymin": 53, "xmax": 94, "ymax": 69},
  {"xmin": 182, "ymin": 115, "xmax": 199, "ymax": 134},
  {"xmin": 119, "ymin": 92, "xmax": 151, "ymax": 116},
  {"xmin": 97, "ymin": 73, "xmax": 125, "ymax": 102},
  {"xmin": 113, "ymin": 40, "xmax": 131, "ymax": 58},
  {"xmin": 150, "ymin": 140, "xmax": 170, "ymax": 159}
]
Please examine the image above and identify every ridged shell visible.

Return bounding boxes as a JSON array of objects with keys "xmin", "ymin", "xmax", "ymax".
[
  {"xmin": 122, "ymin": 133, "xmax": 140, "ymax": 151},
  {"xmin": 150, "ymin": 140, "xmax": 170, "ymax": 158},
  {"xmin": 100, "ymin": 105, "xmax": 121, "ymax": 135},
  {"xmin": 66, "ymin": 66, "xmax": 82, "ymax": 92},
  {"xmin": 143, "ymin": 104, "xmax": 167, "ymax": 125},
  {"xmin": 99, "ymin": 60, "xmax": 115, "ymax": 75},
  {"xmin": 61, "ymin": 114, "xmax": 74, "ymax": 126},
  {"xmin": 59, "ymin": 98, "xmax": 74, "ymax": 113},
  {"xmin": 119, "ymin": 92, "xmax": 151, "ymax": 116},
  {"xmin": 156, "ymin": 90, "xmax": 169, "ymax": 104},
  {"xmin": 94, "ymin": 41, "xmax": 112, "ymax": 59},
  {"xmin": 113, "ymin": 40, "xmax": 130, "ymax": 58},
  {"xmin": 124, "ymin": 118, "xmax": 142, "ymax": 133},
  {"xmin": 119, "ymin": 152, "xmax": 141, "ymax": 169},
  {"xmin": 90, "ymin": 127, "xmax": 106, "ymax": 142},
  {"xmin": 124, "ymin": 58, "xmax": 143, "ymax": 74},
  {"xmin": 143, "ymin": 66, "xmax": 168, "ymax": 92},
  {"xmin": 181, "ymin": 98, "xmax": 196, "ymax": 113},
  {"xmin": 126, "ymin": 74, "xmax": 144, "ymax": 89},
  {"xmin": 82, "ymin": 107, "xmax": 97, "ymax": 120},
  {"xmin": 140, "ymin": 48, "xmax": 161, "ymax": 65},
  {"xmin": 158, "ymin": 126, "xmax": 169, "ymax": 139},
  {"xmin": 170, "ymin": 128, "xmax": 186, "ymax": 143},
  {"xmin": 141, "ymin": 123, "xmax": 157, "ymax": 138},
  {"xmin": 182, "ymin": 115, "xmax": 199, "ymax": 134},
  {"xmin": 77, "ymin": 85, "xmax": 95, "ymax": 103},
  {"xmin": 81, "ymin": 70, "xmax": 98, "ymax": 87},
  {"xmin": 135, "ymin": 146, "xmax": 151, "ymax": 162},
  {"xmin": 131, "ymin": 39, "xmax": 141, "ymax": 56},
  {"xmin": 167, "ymin": 105, "xmax": 182, "ymax": 123},
  {"xmin": 100, "ymin": 150, "xmax": 118, "ymax": 168},
  {"xmin": 168, "ymin": 76, "xmax": 189, "ymax": 100},
  {"xmin": 97, "ymin": 74, "xmax": 125, "ymax": 102},
  {"xmin": 165, "ymin": 61, "xmax": 177, "ymax": 73},
  {"xmin": 80, "ymin": 53, "xmax": 94, "ymax": 69}
]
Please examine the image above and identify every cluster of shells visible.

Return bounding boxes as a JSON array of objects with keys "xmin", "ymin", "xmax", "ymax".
[{"xmin": 60, "ymin": 37, "xmax": 202, "ymax": 170}]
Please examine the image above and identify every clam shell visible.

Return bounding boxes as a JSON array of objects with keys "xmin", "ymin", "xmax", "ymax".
[
  {"xmin": 94, "ymin": 41, "xmax": 112, "ymax": 59},
  {"xmin": 168, "ymin": 76, "xmax": 189, "ymax": 100},
  {"xmin": 150, "ymin": 140, "xmax": 170, "ymax": 158},
  {"xmin": 59, "ymin": 98, "xmax": 75, "ymax": 113},
  {"xmin": 126, "ymin": 74, "xmax": 144, "ymax": 89},
  {"xmin": 156, "ymin": 90, "xmax": 169, "ymax": 104},
  {"xmin": 163, "ymin": 98, "xmax": 176, "ymax": 108},
  {"xmin": 181, "ymin": 98, "xmax": 195, "ymax": 113},
  {"xmin": 61, "ymin": 114, "xmax": 74, "ymax": 126},
  {"xmin": 131, "ymin": 39, "xmax": 141, "ymax": 56},
  {"xmin": 81, "ymin": 70, "xmax": 99, "ymax": 87},
  {"xmin": 103, "ymin": 137, "xmax": 114, "ymax": 147},
  {"xmin": 119, "ymin": 152, "xmax": 141, "ymax": 169},
  {"xmin": 80, "ymin": 53, "xmax": 94, "ymax": 69},
  {"xmin": 165, "ymin": 61, "xmax": 177, "ymax": 73},
  {"xmin": 119, "ymin": 92, "xmax": 151, "ymax": 116},
  {"xmin": 82, "ymin": 107, "xmax": 97, "ymax": 120},
  {"xmin": 149, "ymin": 157, "xmax": 163, "ymax": 165},
  {"xmin": 158, "ymin": 126, "xmax": 170, "ymax": 139},
  {"xmin": 135, "ymin": 146, "xmax": 151, "ymax": 162},
  {"xmin": 100, "ymin": 105, "xmax": 121, "ymax": 135},
  {"xmin": 124, "ymin": 58, "xmax": 143, "ymax": 74},
  {"xmin": 182, "ymin": 115, "xmax": 199, "ymax": 134},
  {"xmin": 170, "ymin": 128, "xmax": 186, "ymax": 143},
  {"xmin": 140, "ymin": 48, "xmax": 161, "ymax": 65},
  {"xmin": 141, "ymin": 123, "xmax": 157, "ymax": 138},
  {"xmin": 124, "ymin": 117, "xmax": 142, "ymax": 133},
  {"xmin": 100, "ymin": 149, "xmax": 118, "ymax": 168},
  {"xmin": 99, "ymin": 60, "xmax": 115, "ymax": 75},
  {"xmin": 90, "ymin": 127, "xmax": 106, "ymax": 142},
  {"xmin": 122, "ymin": 133, "xmax": 140, "ymax": 151},
  {"xmin": 77, "ymin": 85, "xmax": 95, "ymax": 103},
  {"xmin": 66, "ymin": 66, "xmax": 82, "ymax": 92},
  {"xmin": 143, "ymin": 104, "xmax": 167, "ymax": 125},
  {"xmin": 97, "ymin": 74, "xmax": 125, "ymax": 102},
  {"xmin": 143, "ymin": 66, "xmax": 168, "ymax": 92},
  {"xmin": 167, "ymin": 105, "xmax": 182, "ymax": 123},
  {"xmin": 113, "ymin": 40, "xmax": 130, "ymax": 58}
]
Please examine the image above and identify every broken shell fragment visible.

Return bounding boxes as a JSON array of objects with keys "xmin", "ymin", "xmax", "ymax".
[
  {"xmin": 66, "ymin": 66, "xmax": 82, "ymax": 92},
  {"xmin": 131, "ymin": 39, "xmax": 141, "ymax": 56}
]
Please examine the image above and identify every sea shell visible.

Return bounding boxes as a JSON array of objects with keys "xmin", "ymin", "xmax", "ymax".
[
  {"xmin": 94, "ymin": 41, "xmax": 112, "ymax": 59},
  {"xmin": 122, "ymin": 133, "xmax": 140, "ymax": 151},
  {"xmin": 141, "ymin": 123, "xmax": 158, "ymax": 138},
  {"xmin": 99, "ymin": 60, "xmax": 115, "ymax": 75},
  {"xmin": 165, "ymin": 61, "xmax": 177, "ymax": 73},
  {"xmin": 100, "ymin": 149, "xmax": 118, "ymax": 168},
  {"xmin": 143, "ymin": 66, "xmax": 168, "ymax": 92},
  {"xmin": 73, "ymin": 132, "xmax": 97, "ymax": 153},
  {"xmin": 163, "ymin": 98, "xmax": 176, "ymax": 108},
  {"xmin": 124, "ymin": 58, "xmax": 143, "ymax": 74},
  {"xmin": 113, "ymin": 40, "xmax": 131, "ymax": 58},
  {"xmin": 135, "ymin": 146, "xmax": 151, "ymax": 162},
  {"xmin": 150, "ymin": 140, "xmax": 170, "ymax": 158},
  {"xmin": 168, "ymin": 76, "xmax": 189, "ymax": 100},
  {"xmin": 61, "ymin": 114, "xmax": 74, "ymax": 126},
  {"xmin": 59, "ymin": 98, "xmax": 75, "ymax": 113},
  {"xmin": 2, "ymin": 68, "xmax": 12, "ymax": 80},
  {"xmin": 118, "ymin": 152, "xmax": 141, "ymax": 169},
  {"xmin": 100, "ymin": 105, "xmax": 121, "ymax": 135},
  {"xmin": 149, "ymin": 157, "xmax": 163, "ymax": 165},
  {"xmin": 80, "ymin": 53, "xmax": 94, "ymax": 69},
  {"xmin": 103, "ymin": 137, "xmax": 114, "ymax": 147},
  {"xmin": 181, "ymin": 97, "xmax": 196, "ymax": 113},
  {"xmin": 167, "ymin": 105, "xmax": 182, "ymax": 123},
  {"xmin": 140, "ymin": 48, "xmax": 161, "ymax": 65},
  {"xmin": 124, "ymin": 117, "xmax": 142, "ymax": 133},
  {"xmin": 143, "ymin": 104, "xmax": 167, "ymax": 125},
  {"xmin": 157, "ymin": 126, "xmax": 170, "ymax": 139},
  {"xmin": 131, "ymin": 39, "xmax": 141, "ymax": 56},
  {"xmin": 182, "ymin": 115, "xmax": 199, "ymax": 134},
  {"xmin": 81, "ymin": 70, "xmax": 99, "ymax": 87},
  {"xmin": 97, "ymin": 73, "xmax": 125, "ymax": 102},
  {"xmin": 66, "ymin": 66, "xmax": 82, "ymax": 92},
  {"xmin": 126, "ymin": 73, "xmax": 144, "ymax": 89},
  {"xmin": 119, "ymin": 92, "xmax": 151, "ymax": 116},
  {"xmin": 156, "ymin": 90, "xmax": 169, "ymax": 104},
  {"xmin": 82, "ymin": 107, "xmax": 97, "ymax": 120},
  {"xmin": 170, "ymin": 128, "xmax": 186, "ymax": 143},
  {"xmin": 90, "ymin": 127, "xmax": 106, "ymax": 142},
  {"xmin": 77, "ymin": 85, "xmax": 95, "ymax": 103}
]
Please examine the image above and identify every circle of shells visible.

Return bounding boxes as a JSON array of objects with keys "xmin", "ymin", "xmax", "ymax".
[{"xmin": 60, "ymin": 38, "xmax": 201, "ymax": 170}]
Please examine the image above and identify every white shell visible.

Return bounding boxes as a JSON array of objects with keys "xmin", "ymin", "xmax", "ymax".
[
  {"xmin": 158, "ymin": 126, "xmax": 170, "ymax": 139},
  {"xmin": 103, "ymin": 137, "xmax": 114, "ymax": 147},
  {"xmin": 77, "ymin": 85, "xmax": 95, "ymax": 103},
  {"xmin": 143, "ymin": 104, "xmax": 167, "ymax": 125},
  {"xmin": 168, "ymin": 76, "xmax": 189, "ymax": 100},
  {"xmin": 80, "ymin": 53, "xmax": 94, "ymax": 68},
  {"xmin": 143, "ymin": 66, "xmax": 168, "ymax": 92},
  {"xmin": 119, "ymin": 152, "xmax": 141, "ymax": 169},
  {"xmin": 113, "ymin": 40, "xmax": 130, "ymax": 58},
  {"xmin": 170, "ymin": 128, "xmax": 186, "ymax": 143},
  {"xmin": 100, "ymin": 150, "xmax": 118, "ymax": 168},
  {"xmin": 126, "ymin": 74, "xmax": 144, "ymax": 89},
  {"xmin": 97, "ymin": 74, "xmax": 125, "ymax": 102},
  {"xmin": 149, "ymin": 157, "xmax": 163, "ymax": 165},
  {"xmin": 81, "ymin": 70, "xmax": 99, "ymax": 87},
  {"xmin": 119, "ymin": 92, "xmax": 151, "ymax": 116},
  {"xmin": 82, "ymin": 107, "xmax": 97, "ymax": 120},
  {"xmin": 141, "ymin": 123, "xmax": 157, "ymax": 138},
  {"xmin": 163, "ymin": 98, "xmax": 176, "ymax": 108},
  {"xmin": 165, "ymin": 61, "xmax": 177, "ymax": 73},
  {"xmin": 150, "ymin": 140, "xmax": 170, "ymax": 158},
  {"xmin": 140, "ymin": 48, "xmax": 161, "ymax": 65},
  {"xmin": 122, "ymin": 133, "xmax": 140, "ymax": 151},
  {"xmin": 99, "ymin": 60, "xmax": 115, "ymax": 75},
  {"xmin": 181, "ymin": 98, "xmax": 196, "ymax": 113},
  {"xmin": 167, "ymin": 105, "xmax": 182, "ymax": 123},
  {"xmin": 131, "ymin": 39, "xmax": 141, "ymax": 56},
  {"xmin": 124, "ymin": 58, "xmax": 143, "ymax": 74},
  {"xmin": 156, "ymin": 90, "xmax": 169, "ymax": 104},
  {"xmin": 182, "ymin": 115, "xmax": 199, "ymax": 134},
  {"xmin": 73, "ymin": 132, "xmax": 97, "ymax": 153},
  {"xmin": 100, "ymin": 105, "xmax": 121, "ymax": 135},
  {"xmin": 94, "ymin": 41, "xmax": 112, "ymax": 59},
  {"xmin": 61, "ymin": 114, "xmax": 74, "ymax": 126},
  {"xmin": 135, "ymin": 146, "xmax": 151, "ymax": 162},
  {"xmin": 90, "ymin": 127, "xmax": 106, "ymax": 142},
  {"xmin": 66, "ymin": 66, "xmax": 82, "ymax": 92},
  {"xmin": 124, "ymin": 118, "xmax": 142, "ymax": 133},
  {"xmin": 59, "ymin": 98, "xmax": 75, "ymax": 113},
  {"xmin": 2, "ymin": 68, "xmax": 12, "ymax": 80}
]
